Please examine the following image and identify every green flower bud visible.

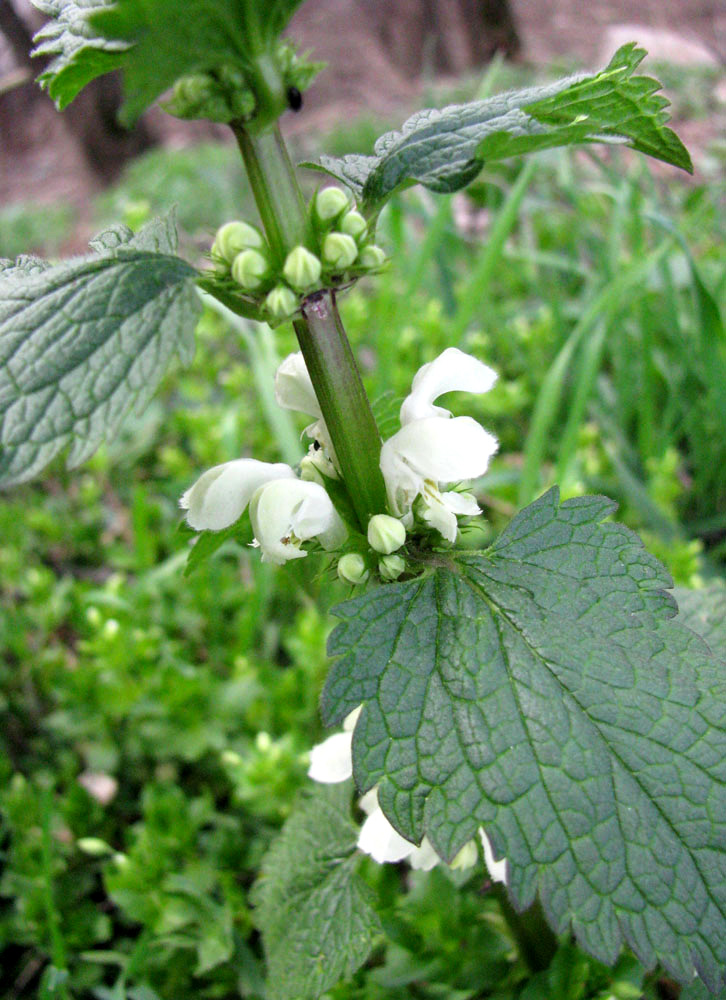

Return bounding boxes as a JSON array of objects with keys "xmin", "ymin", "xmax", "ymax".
[
  {"xmin": 77, "ymin": 837, "xmax": 113, "ymax": 857},
  {"xmin": 314, "ymin": 186, "xmax": 350, "ymax": 222},
  {"xmin": 213, "ymin": 220, "xmax": 264, "ymax": 263},
  {"xmin": 265, "ymin": 284, "xmax": 299, "ymax": 321},
  {"xmin": 340, "ymin": 210, "xmax": 367, "ymax": 239},
  {"xmin": 283, "ymin": 245, "xmax": 322, "ymax": 290},
  {"xmin": 323, "ymin": 232, "xmax": 358, "ymax": 270},
  {"xmin": 379, "ymin": 554, "xmax": 406, "ymax": 581},
  {"xmin": 368, "ymin": 514, "xmax": 406, "ymax": 554},
  {"xmin": 359, "ymin": 244, "xmax": 387, "ymax": 270},
  {"xmin": 231, "ymin": 248, "xmax": 270, "ymax": 290},
  {"xmin": 337, "ymin": 553, "xmax": 369, "ymax": 586}
]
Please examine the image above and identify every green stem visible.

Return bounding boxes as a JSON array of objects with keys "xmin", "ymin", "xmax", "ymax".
[
  {"xmin": 232, "ymin": 123, "xmax": 308, "ymax": 262},
  {"xmin": 493, "ymin": 884, "xmax": 558, "ymax": 973},
  {"xmin": 295, "ymin": 292, "xmax": 387, "ymax": 528}
]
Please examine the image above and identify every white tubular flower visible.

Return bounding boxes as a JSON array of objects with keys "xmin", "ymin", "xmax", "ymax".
[
  {"xmin": 274, "ymin": 352, "xmax": 337, "ymax": 465},
  {"xmin": 380, "ymin": 348, "xmax": 498, "ymax": 542},
  {"xmin": 479, "ymin": 827, "xmax": 507, "ymax": 884},
  {"xmin": 399, "ymin": 347, "xmax": 498, "ymax": 426},
  {"xmin": 180, "ymin": 459, "xmax": 295, "ymax": 531},
  {"xmin": 308, "ymin": 706, "xmax": 362, "ymax": 783},
  {"xmin": 249, "ymin": 478, "xmax": 347, "ymax": 565},
  {"xmin": 381, "ymin": 416, "xmax": 497, "ymax": 542}
]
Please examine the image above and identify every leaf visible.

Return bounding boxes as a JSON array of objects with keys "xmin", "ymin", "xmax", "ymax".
[
  {"xmin": 31, "ymin": 0, "xmax": 130, "ymax": 110},
  {"xmin": 252, "ymin": 782, "xmax": 381, "ymax": 1000},
  {"xmin": 307, "ymin": 45, "xmax": 692, "ymax": 215},
  {"xmin": 674, "ymin": 585, "xmax": 726, "ymax": 658},
  {"xmin": 33, "ymin": 0, "xmax": 307, "ymax": 122},
  {"xmin": 323, "ymin": 489, "xmax": 726, "ymax": 991},
  {"xmin": 0, "ymin": 215, "xmax": 200, "ymax": 487}
]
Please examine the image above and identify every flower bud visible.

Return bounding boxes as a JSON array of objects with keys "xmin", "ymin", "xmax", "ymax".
[
  {"xmin": 77, "ymin": 837, "xmax": 113, "ymax": 857},
  {"xmin": 213, "ymin": 220, "xmax": 264, "ymax": 262},
  {"xmin": 337, "ymin": 553, "xmax": 369, "ymax": 586},
  {"xmin": 359, "ymin": 245, "xmax": 387, "ymax": 270},
  {"xmin": 368, "ymin": 514, "xmax": 406, "ymax": 554},
  {"xmin": 283, "ymin": 246, "xmax": 322, "ymax": 290},
  {"xmin": 379, "ymin": 554, "xmax": 406, "ymax": 581},
  {"xmin": 450, "ymin": 839, "xmax": 478, "ymax": 870},
  {"xmin": 340, "ymin": 210, "xmax": 367, "ymax": 239},
  {"xmin": 314, "ymin": 186, "xmax": 350, "ymax": 222},
  {"xmin": 265, "ymin": 284, "xmax": 299, "ymax": 321},
  {"xmin": 231, "ymin": 248, "xmax": 269, "ymax": 289},
  {"xmin": 323, "ymin": 232, "xmax": 358, "ymax": 270}
]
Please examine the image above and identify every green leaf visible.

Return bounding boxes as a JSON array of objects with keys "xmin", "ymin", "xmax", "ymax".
[
  {"xmin": 31, "ymin": 0, "xmax": 130, "ymax": 110},
  {"xmin": 252, "ymin": 782, "xmax": 381, "ymax": 1000},
  {"xmin": 674, "ymin": 585, "xmax": 726, "ymax": 658},
  {"xmin": 323, "ymin": 489, "xmax": 726, "ymax": 991},
  {"xmin": 0, "ymin": 215, "xmax": 200, "ymax": 487},
  {"xmin": 32, "ymin": 0, "xmax": 307, "ymax": 122},
  {"xmin": 308, "ymin": 45, "xmax": 692, "ymax": 215}
]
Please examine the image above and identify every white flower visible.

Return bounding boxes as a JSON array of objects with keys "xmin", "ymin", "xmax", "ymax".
[
  {"xmin": 380, "ymin": 348, "xmax": 498, "ymax": 542},
  {"xmin": 308, "ymin": 710, "xmax": 478, "ymax": 873},
  {"xmin": 250, "ymin": 478, "xmax": 347, "ymax": 565},
  {"xmin": 479, "ymin": 827, "xmax": 507, "ymax": 884},
  {"xmin": 180, "ymin": 458, "xmax": 296, "ymax": 531},
  {"xmin": 274, "ymin": 352, "xmax": 337, "ymax": 466}
]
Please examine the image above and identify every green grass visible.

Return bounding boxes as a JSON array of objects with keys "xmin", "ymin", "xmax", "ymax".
[{"xmin": 1, "ymin": 65, "xmax": 725, "ymax": 998}]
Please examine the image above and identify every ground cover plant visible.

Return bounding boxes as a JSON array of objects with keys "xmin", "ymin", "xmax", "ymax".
[{"xmin": 1, "ymin": 2, "xmax": 726, "ymax": 998}]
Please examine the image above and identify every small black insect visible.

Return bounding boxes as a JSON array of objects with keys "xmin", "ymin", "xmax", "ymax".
[{"xmin": 287, "ymin": 86, "xmax": 303, "ymax": 111}]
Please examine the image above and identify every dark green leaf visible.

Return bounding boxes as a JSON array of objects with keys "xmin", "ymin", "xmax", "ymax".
[
  {"xmin": 32, "ymin": 0, "xmax": 307, "ymax": 122},
  {"xmin": 0, "ymin": 215, "xmax": 200, "ymax": 487},
  {"xmin": 308, "ymin": 45, "xmax": 692, "ymax": 215},
  {"xmin": 323, "ymin": 489, "xmax": 726, "ymax": 991},
  {"xmin": 252, "ymin": 782, "xmax": 381, "ymax": 1000}
]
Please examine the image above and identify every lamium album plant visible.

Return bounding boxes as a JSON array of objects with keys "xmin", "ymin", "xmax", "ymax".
[{"xmin": 1, "ymin": 1, "xmax": 725, "ymax": 997}]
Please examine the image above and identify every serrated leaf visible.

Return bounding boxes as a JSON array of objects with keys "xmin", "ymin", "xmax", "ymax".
[
  {"xmin": 31, "ymin": 0, "xmax": 130, "ymax": 110},
  {"xmin": 322, "ymin": 489, "xmax": 726, "ymax": 991},
  {"xmin": 252, "ymin": 782, "xmax": 381, "ymax": 1000},
  {"xmin": 0, "ymin": 215, "xmax": 200, "ymax": 487},
  {"xmin": 33, "ymin": 0, "xmax": 307, "ymax": 122},
  {"xmin": 674, "ymin": 585, "xmax": 726, "ymax": 658},
  {"xmin": 308, "ymin": 45, "xmax": 692, "ymax": 215}
]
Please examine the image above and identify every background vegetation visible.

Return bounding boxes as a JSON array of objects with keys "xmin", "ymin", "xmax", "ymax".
[{"xmin": 1, "ymin": 62, "xmax": 725, "ymax": 999}]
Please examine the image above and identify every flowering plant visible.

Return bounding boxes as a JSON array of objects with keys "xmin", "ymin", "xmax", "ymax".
[{"xmin": 2, "ymin": 2, "xmax": 725, "ymax": 998}]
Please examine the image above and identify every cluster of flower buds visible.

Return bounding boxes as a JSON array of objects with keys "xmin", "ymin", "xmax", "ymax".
[
  {"xmin": 165, "ymin": 42, "xmax": 323, "ymax": 125},
  {"xmin": 209, "ymin": 185, "xmax": 387, "ymax": 326}
]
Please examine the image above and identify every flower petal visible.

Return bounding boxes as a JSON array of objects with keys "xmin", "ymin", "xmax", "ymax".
[
  {"xmin": 400, "ymin": 348, "xmax": 498, "ymax": 425},
  {"xmin": 479, "ymin": 827, "xmax": 507, "ymax": 884},
  {"xmin": 357, "ymin": 807, "xmax": 417, "ymax": 864},
  {"xmin": 180, "ymin": 459, "xmax": 295, "ymax": 531},
  {"xmin": 274, "ymin": 352, "xmax": 321, "ymax": 419},
  {"xmin": 308, "ymin": 731, "xmax": 353, "ymax": 783},
  {"xmin": 249, "ymin": 478, "xmax": 346, "ymax": 564},
  {"xmin": 383, "ymin": 415, "xmax": 498, "ymax": 492},
  {"xmin": 408, "ymin": 836, "xmax": 441, "ymax": 871}
]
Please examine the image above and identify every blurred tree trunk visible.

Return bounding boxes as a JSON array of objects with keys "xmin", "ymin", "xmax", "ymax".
[
  {"xmin": 366, "ymin": 0, "xmax": 520, "ymax": 78},
  {"xmin": 0, "ymin": 0, "xmax": 155, "ymax": 181}
]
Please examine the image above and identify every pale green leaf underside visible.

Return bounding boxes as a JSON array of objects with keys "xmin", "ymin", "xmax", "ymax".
[
  {"xmin": 674, "ymin": 585, "xmax": 726, "ymax": 659},
  {"xmin": 309, "ymin": 44, "xmax": 692, "ymax": 215},
  {"xmin": 323, "ymin": 489, "xmax": 726, "ymax": 991},
  {"xmin": 0, "ymin": 216, "xmax": 200, "ymax": 487},
  {"xmin": 252, "ymin": 782, "xmax": 381, "ymax": 1000},
  {"xmin": 32, "ymin": 0, "xmax": 307, "ymax": 121}
]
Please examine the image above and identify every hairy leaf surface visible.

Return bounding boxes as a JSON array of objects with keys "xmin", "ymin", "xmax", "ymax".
[
  {"xmin": 323, "ymin": 489, "xmax": 726, "ymax": 991},
  {"xmin": 309, "ymin": 45, "xmax": 692, "ymax": 215},
  {"xmin": 32, "ymin": 0, "xmax": 307, "ymax": 121},
  {"xmin": 0, "ymin": 216, "xmax": 200, "ymax": 487},
  {"xmin": 252, "ymin": 782, "xmax": 381, "ymax": 1000},
  {"xmin": 674, "ymin": 585, "xmax": 726, "ymax": 657}
]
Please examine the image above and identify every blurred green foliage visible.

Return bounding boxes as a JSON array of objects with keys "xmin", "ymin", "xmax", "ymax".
[{"xmin": 2, "ymin": 63, "xmax": 725, "ymax": 997}]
